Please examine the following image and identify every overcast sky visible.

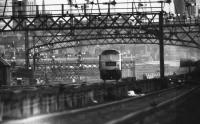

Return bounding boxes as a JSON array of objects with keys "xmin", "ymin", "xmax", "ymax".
[
  {"xmin": 35, "ymin": 0, "xmax": 174, "ymax": 14},
  {"xmin": 36, "ymin": 0, "xmax": 165, "ymax": 5}
]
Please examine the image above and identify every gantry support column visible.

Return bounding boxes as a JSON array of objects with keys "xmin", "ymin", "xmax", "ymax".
[
  {"xmin": 159, "ymin": 11, "xmax": 164, "ymax": 79},
  {"xmin": 25, "ymin": 30, "xmax": 30, "ymax": 69},
  {"xmin": 33, "ymin": 36, "xmax": 36, "ymax": 71}
]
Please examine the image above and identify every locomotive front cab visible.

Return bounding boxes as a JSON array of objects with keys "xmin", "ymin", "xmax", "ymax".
[
  {"xmin": 99, "ymin": 50, "xmax": 122, "ymax": 81},
  {"xmin": 100, "ymin": 69, "xmax": 122, "ymax": 81}
]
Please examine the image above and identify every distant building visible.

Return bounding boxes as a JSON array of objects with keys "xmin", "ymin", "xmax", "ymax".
[
  {"xmin": 185, "ymin": 0, "xmax": 196, "ymax": 17},
  {"xmin": 173, "ymin": 0, "xmax": 185, "ymax": 16},
  {"xmin": 174, "ymin": 0, "xmax": 196, "ymax": 17},
  {"xmin": 12, "ymin": 0, "xmax": 36, "ymax": 16},
  {"xmin": 26, "ymin": 0, "xmax": 36, "ymax": 15},
  {"xmin": 12, "ymin": 0, "xmax": 25, "ymax": 16},
  {"xmin": 196, "ymin": 0, "xmax": 200, "ymax": 16}
]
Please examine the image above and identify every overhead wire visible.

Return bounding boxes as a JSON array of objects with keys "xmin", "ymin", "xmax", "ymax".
[
  {"xmin": 96, "ymin": 0, "xmax": 101, "ymax": 14},
  {"xmin": 3, "ymin": 0, "xmax": 8, "ymax": 16}
]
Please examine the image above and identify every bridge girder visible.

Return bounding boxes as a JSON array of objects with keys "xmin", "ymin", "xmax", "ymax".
[
  {"xmin": 31, "ymin": 22, "xmax": 200, "ymax": 54},
  {"xmin": 1, "ymin": 1, "xmax": 199, "ymax": 80},
  {"xmin": 1, "ymin": 11, "xmax": 200, "ymax": 53}
]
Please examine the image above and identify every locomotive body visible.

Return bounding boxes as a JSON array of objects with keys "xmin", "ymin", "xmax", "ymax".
[{"xmin": 99, "ymin": 50, "xmax": 122, "ymax": 81}]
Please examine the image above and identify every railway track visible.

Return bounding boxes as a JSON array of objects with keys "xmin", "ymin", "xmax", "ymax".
[{"xmin": 3, "ymin": 84, "xmax": 198, "ymax": 124}]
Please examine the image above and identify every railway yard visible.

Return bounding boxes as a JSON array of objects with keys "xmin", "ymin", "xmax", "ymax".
[{"xmin": 1, "ymin": 0, "xmax": 200, "ymax": 123}]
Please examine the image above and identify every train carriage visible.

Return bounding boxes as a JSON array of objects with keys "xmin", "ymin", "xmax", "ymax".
[{"xmin": 99, "ymin": 50, "xmax": 122, "ymax": 81}]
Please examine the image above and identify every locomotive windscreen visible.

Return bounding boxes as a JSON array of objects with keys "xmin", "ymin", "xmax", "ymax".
[
  {"xmin": 105, "ymin": 62, "xmax": 116, "ymax": 66},
  {"xmin": 101, "ymin": 55, "xmax": 120, "ymax": 61}
]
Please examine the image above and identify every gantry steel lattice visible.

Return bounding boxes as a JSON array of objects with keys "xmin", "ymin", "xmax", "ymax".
[
  {"xmin": 0, "ymin": 1, "xmax": 199, "ymax": 51},
  {"xmin": 0, "ymin": 1, "xmax": 200, "ymax": 80}
]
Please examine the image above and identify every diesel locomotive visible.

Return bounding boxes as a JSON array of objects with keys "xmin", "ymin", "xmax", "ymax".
[{"xmin": 99, "ymin": 50, "xmax": 122, "ymax": 81}]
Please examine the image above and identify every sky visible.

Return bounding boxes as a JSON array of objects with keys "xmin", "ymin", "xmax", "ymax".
[
  {"xmin": 36, "ymin": 0, "xmax": 166, "ymax": 5},
  {"xmin": 35, "ymin": 0, "xmax": 175, "ymax": 14},
  {"xmin": 36, "ymin": 0, "xmax": 67, "ymax": 5}
]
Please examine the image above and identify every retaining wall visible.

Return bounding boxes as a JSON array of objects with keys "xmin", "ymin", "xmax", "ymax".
[{"xmin": 0, "ymin": 78, "xmax": 168, "ymax": 120}]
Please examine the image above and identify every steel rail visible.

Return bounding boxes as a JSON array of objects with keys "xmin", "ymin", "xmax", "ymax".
[{"xmin": 106, "ymin": 85, "xmax": 199, "ymax": 124}]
